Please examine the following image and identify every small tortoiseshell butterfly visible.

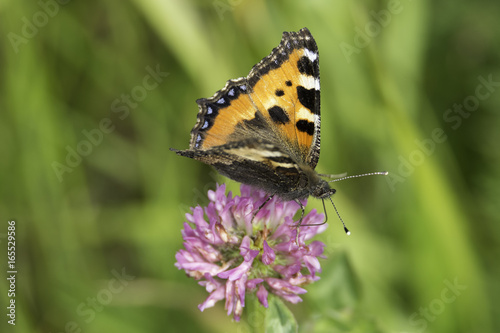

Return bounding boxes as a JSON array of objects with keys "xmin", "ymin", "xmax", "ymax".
[{"xmin": 171, "ymin": 27, "xmax": 386, "ymax": 232}]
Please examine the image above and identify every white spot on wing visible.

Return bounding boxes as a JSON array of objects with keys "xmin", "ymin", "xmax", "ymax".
[
  {"xmin": 303, "ymin": 48, "xmax": 318, "ymax": 62},
  {"xmin": 297, "ymin": 107, "xmax": 315, "ymax": 122},
  {"xmin": 225, "ymin": 148, "xmax": 289, "ymax": 162},
  {"xmin": 260, "ymin": 150, "xmax": 285, "ymax": 158},
  {"xmin": 299, "ymin": 74, "xmax": 320, "ymax": 90},
  {"xmin": 270, "ymin": 162, "xmax": 297, "ymax": 169}
]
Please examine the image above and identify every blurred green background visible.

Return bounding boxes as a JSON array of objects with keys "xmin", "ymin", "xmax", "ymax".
[{"xmin": 1, "ymin": 0, "xmax": 499, "ymax": 332}]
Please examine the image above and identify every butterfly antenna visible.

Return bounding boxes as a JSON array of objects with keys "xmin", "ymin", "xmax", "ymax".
[
  {"xmin": 328, "ymin": 196, "xmax": 350, "ymax": 235},
  {"xmin": 328, "ymin": 171, "xmax": 388, "ymax": 183}
]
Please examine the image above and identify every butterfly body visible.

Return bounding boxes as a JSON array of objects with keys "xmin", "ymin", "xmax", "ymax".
[
  {"xmin": 172, "ymin": 28, "xmax": 335, "ymax": 202},
  {"xmin": 176, "ymin": 138, "xmax": 335, "ymax": 201}
]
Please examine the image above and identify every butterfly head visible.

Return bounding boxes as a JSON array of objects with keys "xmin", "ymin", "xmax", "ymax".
[{"xmin": 310, "ymin": 178, "xmax": 336, "ymax": 199}]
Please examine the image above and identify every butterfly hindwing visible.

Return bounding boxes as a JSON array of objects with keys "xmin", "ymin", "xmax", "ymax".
[
  {"xmin": 174, "ymin": 139, "xmax": 312, "ymax": 200},
  {"xmin": 189, "ymin": 78, "xmax": 255, "ymax": 149}
]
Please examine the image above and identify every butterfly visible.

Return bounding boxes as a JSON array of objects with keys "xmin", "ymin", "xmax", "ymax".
[{"xmin": 171, "ymin": 27, "xmax": 386, "ymax": 232}]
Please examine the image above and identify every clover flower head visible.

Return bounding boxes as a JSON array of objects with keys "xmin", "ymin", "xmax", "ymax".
[{"xmin": 175, "ymin": 184, "xmax": 327, "ymax": 321}]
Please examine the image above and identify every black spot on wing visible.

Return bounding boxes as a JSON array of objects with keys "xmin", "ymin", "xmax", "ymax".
[
  {"xmin": 296, "ymin": 86, "xmax": 319, "ymax": 115},
  {"xmin": 285, "ymin": 80, "xmax": 292, "ymax": 86},
  {"xmin": 296, "ymin": 119, "xmax": 315, "ymax": 136},
  {"xmin": 268, "ymin": 106, "xmax": 290, "ymax": 124},
  {"xmin": 275, "ymin": 89, "xmax": 284, "ymax": 97},
  {"xmin": 297, "ymin": 56, "xmax": 317, "ymax": 76},
  {"xmin": 241, "ymin": 111, "xmax": 268, "ymax": 131}
]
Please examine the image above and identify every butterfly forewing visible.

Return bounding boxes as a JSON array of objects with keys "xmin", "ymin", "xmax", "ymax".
[{"xmin": 246, "ymin": 28, "xmax": 321, "ymax": 169}]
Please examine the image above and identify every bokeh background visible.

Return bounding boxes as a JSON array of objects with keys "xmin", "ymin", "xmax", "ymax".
[{"xmin": 1, "ymin": 0, "xmax": 499, "ymax": 332}]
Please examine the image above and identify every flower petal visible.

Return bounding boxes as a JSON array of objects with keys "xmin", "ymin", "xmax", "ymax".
[
  {"xmin": 306, "ymin": 240, "xmax": 326, "ymax": 257},
  {"xmin": 262, "ymin": 240, "xmax": 276, "ymax": 265},
  {"xmin": 225, "ymin": 280, "xmax": 235, "ymax": 316},
  {"xmin": 235, "ymin": 273, "xmax": 247, "ymax": 309},
  {"xmin": 246, "ymin": 278, "xmax": 264, "ymax": 290},
  {"xmin": 198, "ymin": 284, "xmax": 225, "ymax": 312},
  {"xmin": 266, "ymin": 277, "xmax": 307, "ymax": 295},
  {"xmin": 272, "ymin": 290, "xmax": 304, "ymax": 304},
  {"xmin": 274, "ymin": 263, "xmax": 301, "ymax": 278},
  {"xmin": 257, "ymin": 284, "xmax": 269, "ymax": 308},
  {"xmin": 240, "ymin": 236, "xmax": 260, "ymax": 261},
  {"xmin": 303, "ymin": 255, "xmax": 321, "ymax": 276},
  {"xmin": 218, "ymin": 258, "xmax": 253, "ymax": 281}
]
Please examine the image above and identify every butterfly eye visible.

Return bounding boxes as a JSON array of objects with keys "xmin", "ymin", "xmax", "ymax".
[{"xmin": 311, "ymin": 180, "xmax": 333, "ymax": 199}]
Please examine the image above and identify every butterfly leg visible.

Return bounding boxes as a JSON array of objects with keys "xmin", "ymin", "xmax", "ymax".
[
  {"xmin": 251, "ymin": 194, "xmax": 275, "ymax": 224},
  {"xmin": 294, "ymin": 199, "xmax": 305, "ymax": 244}
]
